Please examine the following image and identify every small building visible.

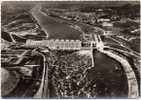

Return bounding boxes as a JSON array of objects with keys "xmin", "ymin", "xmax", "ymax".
[
  {"xmin": 98, "ymin": 18, "xmax": 110, "ymax": 22},
  {"xmin": 102, "ymin": 22, "xmax": 113, "ymax": 27},
  {"xmin": 103, "ymin": 31, "xmax": 113, "ymax": 35}
]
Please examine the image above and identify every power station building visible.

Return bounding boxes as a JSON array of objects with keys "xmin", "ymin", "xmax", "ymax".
[{"xmin": 26, "ymin": 39, "xmax": 82, "ymax": 50}]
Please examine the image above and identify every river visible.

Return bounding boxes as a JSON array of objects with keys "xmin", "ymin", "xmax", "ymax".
[{"xmin": 31, "ymin": 5, "xmax": 82, "ymax": 40}]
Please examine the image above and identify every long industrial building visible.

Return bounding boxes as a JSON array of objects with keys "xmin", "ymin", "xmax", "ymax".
[{"xmin": 26, "ymin": 39, "xmax": 82, "ymax": 50}]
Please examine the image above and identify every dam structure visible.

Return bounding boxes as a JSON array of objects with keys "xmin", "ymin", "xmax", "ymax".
[
  {"xmin": 26, "ymin": 39, "xmax": 83, "ymax": 50},
  {"xmin": 25, "ymin": 39, "xmax": 96, "ymax": 50}
]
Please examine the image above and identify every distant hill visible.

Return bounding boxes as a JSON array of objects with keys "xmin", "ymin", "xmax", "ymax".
[
  {"xmin": 2, "ymin": 1, "xmax": 139, "ymax": 9},
  {"xmin": 2, "ymin": 1, "xmax": 139, "ymax": 25}
]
